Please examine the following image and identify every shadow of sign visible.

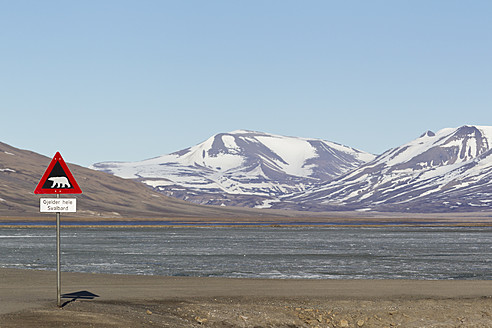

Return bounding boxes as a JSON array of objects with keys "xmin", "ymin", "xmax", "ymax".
[{"xmin": 61, "ymin": 290, "xmax": 99, "ymax": 307}]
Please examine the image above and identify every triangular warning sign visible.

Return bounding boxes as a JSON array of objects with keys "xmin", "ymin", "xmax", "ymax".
[{"xmin": 34, "ymin": 152, "xmax": 82, "ymax": 194}]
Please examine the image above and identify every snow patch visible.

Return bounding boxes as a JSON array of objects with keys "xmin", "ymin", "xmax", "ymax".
[
  {"xmin": 222, "ymin": 135, "xmax": 240, "ymax": 151},
  {"xmin": 142, "ymin": 179, "xmax": 175, "ymax": 188},
  {"xmin": 256, "ymin": 135, "xmax": 317, "ymax": 177},
  {"xmin": 255, "ymin": 199, "xmax": 275, "ymax": 209},
  {"xmin": 355, "ymin": 208, "xmax": 372, "ymax": 212}
]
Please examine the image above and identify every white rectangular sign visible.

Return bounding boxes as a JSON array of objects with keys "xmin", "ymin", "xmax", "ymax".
[{"xmin": 40, "ymin": 198, "xmax": 77, "ymax": 213}]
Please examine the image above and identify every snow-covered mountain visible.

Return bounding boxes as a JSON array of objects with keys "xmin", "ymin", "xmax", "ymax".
[
  {"xmin": 279, "ymin": 125, "xmax": 492, "ymax": 212},
  {"xmin": 91, "ymin": 130, "xmax": 375, "ymax": 207}
]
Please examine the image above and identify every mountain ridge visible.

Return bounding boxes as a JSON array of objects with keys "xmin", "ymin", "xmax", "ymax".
[
  {"xmin": 92, "ymin": 130, "xmax": 375, "ymax": 207},
  {"xmin": 278, "ymin": 125, "xmax": 492, "ymax": 213},
  {"xmin": 4, "ymin": 125, "xmax": 492, "ymax": 217},
  {"xmin": 92, "ymin": 125, "xmax": 492, "ymax": 213}
]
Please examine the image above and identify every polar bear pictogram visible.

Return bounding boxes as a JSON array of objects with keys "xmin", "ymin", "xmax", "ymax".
[{"xmin": 48, "ymin": 177, "xmax": 71, "ymax": 188}]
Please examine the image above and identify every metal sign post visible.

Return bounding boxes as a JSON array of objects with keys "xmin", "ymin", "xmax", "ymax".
[
  {"xmin": 56, "ymin": 194, "xmax": 61, "ymax": 307},
  {"xmin": 34, "ymin": 152, "xmax": 82, "ymax": 308}
]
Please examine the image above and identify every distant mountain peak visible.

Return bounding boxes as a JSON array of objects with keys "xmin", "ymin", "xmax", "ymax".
[
  {"xmin": 92, "ymin": 130, "xmax": 375, "ymax": 207},
  {"xmin": 228, "ymin": 129, "xmax": 262, "ymax": 135},
  {"xmin": 419, "ymin": 130, "xmax": 435, "ymax": 138},
  {"xmin": 281, "ymin": 125, "xmax": 492, "ymax": 213}
]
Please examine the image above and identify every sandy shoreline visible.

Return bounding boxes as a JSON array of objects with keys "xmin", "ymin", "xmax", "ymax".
[
  {"xmin": 1, "ymin": 213, "xmax": 492, "ymax": 227},
  {"xmin": 1, "ymin": 268, "xmax": 491, "ymax": 327},
  {"xmin": 1, "ymin": 221, "xmax": 492, "ymax": 228}
]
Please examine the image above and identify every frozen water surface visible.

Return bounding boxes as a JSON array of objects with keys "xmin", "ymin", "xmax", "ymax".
[{"xmin": 0, "ymin": 226, "xmax": 491, "ymax": 279}]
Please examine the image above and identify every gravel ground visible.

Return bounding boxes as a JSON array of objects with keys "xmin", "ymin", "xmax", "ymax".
[
  {"xmin": 1, "ymin": 268, "xmax": 491, "ymax": 327},
  {"xmin": 1, "ymin": 296, "xmax": 492, "ymax": 327}
]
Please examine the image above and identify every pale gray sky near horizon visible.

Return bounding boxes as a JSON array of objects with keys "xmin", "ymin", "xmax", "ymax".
[{"xmin": 1, "ymin": 1, "xmax": 491, "ymax": 166}]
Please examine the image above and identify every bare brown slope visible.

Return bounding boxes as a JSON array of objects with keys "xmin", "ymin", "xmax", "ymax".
[{"xmin": 0, "ymin": 142, "xmax": 289, "ymax": 219}]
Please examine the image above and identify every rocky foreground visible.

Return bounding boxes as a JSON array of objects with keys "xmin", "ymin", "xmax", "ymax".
[
  {"xmin": 2, "ymin": 296, "xmax": 492, "ymax": 327},
  {"xmin": 1, "ymin": 268, "xmax": 491, "ymax": 327}
]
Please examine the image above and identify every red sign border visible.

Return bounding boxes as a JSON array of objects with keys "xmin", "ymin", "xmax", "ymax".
[{"xmin": 34, "ymin": 152, "xmax": 82, "ymax": 194}]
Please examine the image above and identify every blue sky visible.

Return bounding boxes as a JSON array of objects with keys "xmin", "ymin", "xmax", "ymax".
[{"xmin": 1, "ymin": 1, "xmax": 491, "ymax": 166}]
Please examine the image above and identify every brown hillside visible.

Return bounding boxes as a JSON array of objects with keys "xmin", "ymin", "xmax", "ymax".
[{"xmin": 0, "ymin": 142, "xmax": 288, "ymax": 220}]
